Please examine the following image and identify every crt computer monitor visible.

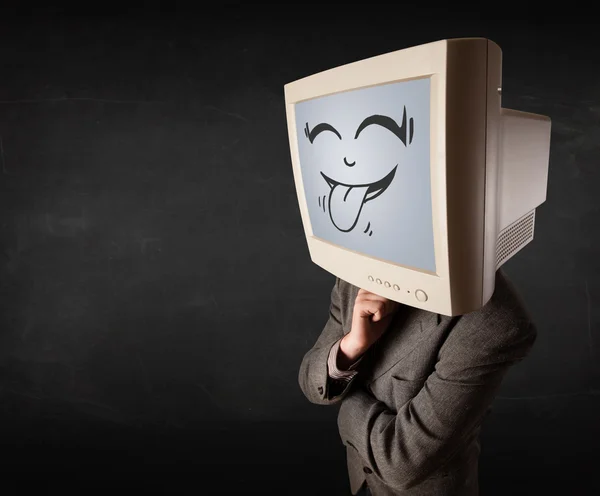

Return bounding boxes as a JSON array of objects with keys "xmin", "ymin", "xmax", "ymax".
[{"xmin": 284, "ymin": 37, "xmax": 551, "ymax": 316}]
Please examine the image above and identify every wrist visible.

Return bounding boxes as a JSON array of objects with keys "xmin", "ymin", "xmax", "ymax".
[{"xmin": 338, "ymin": 334, "xmax": 366, "ymax": 369}]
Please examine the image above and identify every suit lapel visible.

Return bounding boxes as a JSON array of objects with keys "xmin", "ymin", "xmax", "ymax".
[{"xmin": 364, "ymin": 309, "xmax": 436, "ymax": 383}]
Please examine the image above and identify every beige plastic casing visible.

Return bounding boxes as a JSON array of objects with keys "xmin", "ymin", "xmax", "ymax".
[
  {"xmin": 497, "ymin": 109, "xmax": 551, "ymax": 232},
  {"xmin": 284, "ymin": 38, "xmax": 550, "ymax": 316},
  {"xmin": 492, "ymin": 109, "xmax": 551, "ymax": 270}
]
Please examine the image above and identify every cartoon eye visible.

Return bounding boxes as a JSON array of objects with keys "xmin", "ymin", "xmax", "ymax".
[
  {"xmin": 354, "ymin": 107, "xmax": 414, "ymax": 146},
  {"xmin": 305, "ymin": 122, "xmax": 342, "ymax": 143}
]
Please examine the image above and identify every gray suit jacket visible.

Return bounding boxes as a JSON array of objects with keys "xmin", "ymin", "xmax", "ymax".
[{"xmin": 298, "ymin": 270, "xmax": 537, "ymax": 495}]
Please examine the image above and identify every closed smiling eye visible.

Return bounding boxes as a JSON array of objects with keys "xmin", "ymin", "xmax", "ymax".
[
  {"xmin": 353, "ymin": 107, "xmax": 413, "ymax": 146},
  {"xmin": 304, "ymin": 122, "xmax": 342, "ymax": 143}
]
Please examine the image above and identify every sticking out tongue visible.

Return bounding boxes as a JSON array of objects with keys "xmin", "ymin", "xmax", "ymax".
[{"xmin": 329, "ymin": 184, "xmax": 370, "ymax": 232}]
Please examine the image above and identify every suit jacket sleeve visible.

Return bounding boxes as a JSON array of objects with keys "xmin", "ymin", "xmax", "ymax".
[
  {"xmin": 298, "ymin": 277, "xmax": 362, "ymax": 405},
  {"xmin": 326, "ymin": 337, "xmax": 365, "ymax": 399},
  {"xmin": 337, "ymin": 307, "xmax": 537, "ymax": 490}
]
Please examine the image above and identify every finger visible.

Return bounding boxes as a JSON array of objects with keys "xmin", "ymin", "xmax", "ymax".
[
  {"xmin": 373, "ymin": 311, "xmax": 394, "ymax": 323},
  {"xmin": 366, "ymin": 297, "xmax": 392, "ymax": 317},
  {"xmin": 362, "ymin": 300, "xmax": 386, "ymax": 321},
  {"xmin": 358, "ymin": 292, "xmax": 384, "ymax": 305}
]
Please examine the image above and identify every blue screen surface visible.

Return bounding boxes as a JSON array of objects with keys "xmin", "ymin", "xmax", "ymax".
[{"xmin": 295, "ymin": 77, "xmax": 436, "ymax": 273}]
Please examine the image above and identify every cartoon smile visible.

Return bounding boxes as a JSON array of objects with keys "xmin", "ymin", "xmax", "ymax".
[{"xmin": 320, "ymin": 165, "xmax": 397, "ymax": 232}]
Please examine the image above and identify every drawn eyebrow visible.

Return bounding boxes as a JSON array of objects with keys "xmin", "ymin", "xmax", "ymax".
[
  {"xmin": 354, "ymin": 106, "xmax": 411, "ymax": 146},
  {"xmin": 304, "ymin": 122, "xmax": 342, "ymax": 143}
]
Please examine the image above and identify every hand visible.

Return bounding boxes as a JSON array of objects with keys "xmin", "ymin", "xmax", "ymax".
[{"xmin": 339, "ymin": 289, "xmax": 400, "ymax": 364}]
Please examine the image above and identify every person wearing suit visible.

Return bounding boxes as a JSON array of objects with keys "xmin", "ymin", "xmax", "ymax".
[{"xmin": 298, "ymin": 269, "xmax": 537, "ymax": 495}]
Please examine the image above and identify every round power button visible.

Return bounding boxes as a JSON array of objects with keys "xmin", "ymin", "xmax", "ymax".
[
  {"xmin": 393, "ymin": 284, "xmax": 400, "ymax": 291},
  {"xmin": 415, "ymin": 290, "xmax": 428, "ymax": 302}
]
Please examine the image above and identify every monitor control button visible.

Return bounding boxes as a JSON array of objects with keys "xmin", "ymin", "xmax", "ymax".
[
  {"xmin": 376, "ymin": 278, "xmax": 382, "ymax": 285},
  {"xmin": 393, "ymin": 284, "xmax": 400, "ymax": 291},
  {"xmin": 415, "ymin": 289, "xmax": 428, "ymax": 302},
  {"xmin": 368, "ymin": 275, "xmax": 374, "ymax": 282},
  {"xmin": 384, "ymin": 281, "xmax": 390, "ymax": 288}
]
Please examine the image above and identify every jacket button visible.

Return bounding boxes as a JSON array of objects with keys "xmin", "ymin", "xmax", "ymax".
[
  {"xmin": 317, "ymin": 386, "xmax": 323, "ymax": 395},
  {"xmin": 363, "ymin": 467, "xmax": 372, "ymax": 474}
]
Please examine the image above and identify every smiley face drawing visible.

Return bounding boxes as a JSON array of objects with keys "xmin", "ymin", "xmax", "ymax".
[
  {"xmin": 303, "ymin": 108, "xmax": 413, "ymax": 234},
  {"xmin": 294, "ymin": 77, "xmax": 436, "ymax": 273}
]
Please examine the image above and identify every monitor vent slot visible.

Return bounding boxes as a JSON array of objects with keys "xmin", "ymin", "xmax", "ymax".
[{"xmin": 496, "ymin": 210, "xmax": 535, "ymax": 268}]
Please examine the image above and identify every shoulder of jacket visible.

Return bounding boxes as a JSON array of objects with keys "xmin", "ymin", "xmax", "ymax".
[{"xmin": 457, "ymin": 271, "xmax": 536, "ymax": 345}]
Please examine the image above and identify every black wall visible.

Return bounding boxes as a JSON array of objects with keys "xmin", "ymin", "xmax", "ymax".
[{"xmin": 1, "ymin": 8, "xmax": 598, "ymax": 495}]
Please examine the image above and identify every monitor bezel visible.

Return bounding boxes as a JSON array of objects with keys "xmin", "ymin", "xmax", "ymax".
[{"xmin": 284, "ymin": 39, "xmax": 451, "ymax": 311}]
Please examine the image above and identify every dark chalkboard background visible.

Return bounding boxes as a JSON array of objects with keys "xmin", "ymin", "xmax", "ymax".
[{"xmin": 1, "ymin": 8, "xmax": 598, "ymax": 495}]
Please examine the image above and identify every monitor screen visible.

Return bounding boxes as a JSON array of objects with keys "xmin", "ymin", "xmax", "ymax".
[{"xmin": 294, "ymin": 77, "xmax": 436, "ymax": 273}]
